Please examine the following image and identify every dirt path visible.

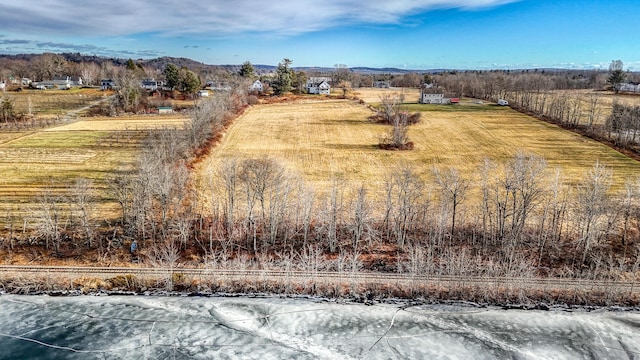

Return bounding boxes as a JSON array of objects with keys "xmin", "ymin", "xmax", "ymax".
[{"xmin": 60, "ymin": 94, "xmax": 114, "ymax": 122}]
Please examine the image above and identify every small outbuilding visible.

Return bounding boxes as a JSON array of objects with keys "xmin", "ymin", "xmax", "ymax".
[{"xmin": 497, "ymin": 99, "xmax": 509, "ymax": 106}]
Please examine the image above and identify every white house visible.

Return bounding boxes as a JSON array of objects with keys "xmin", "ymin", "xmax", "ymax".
[
  {"xmin": 373, "ymin": 80, "xmax": 390, "ymax": 88},
  {"xmin": 32, "ymin": 76, "xmax": 81, "ymax": 90},
  {"xmin": 249, "ymin": 80, "xmax": 264, "ymax": 93},
  {"xmin": 101, "ymin": 79, "xmax": 116, "ymax": 90},
  {"xmin": 306, "ymin": 80, "xmax": 331, "ymax": 95},
  {"xmin": 620, "ymin": 82, "xmax": 640, "ymax": 93},
  {"xmin": 419, "ymin": 88, "xmax": 459, "ymax": 104},
  {"xmin": 141, "ymin": 79, "xmax": 159, "ymax": 91},
  {"xmin": 197, "ymin": 90, "xmax": 209, "ymax": 97}
]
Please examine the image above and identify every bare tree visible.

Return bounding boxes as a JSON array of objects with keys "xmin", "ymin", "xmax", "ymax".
[
  {"xmin": 349, "ymin": 184, "xmax": 375, "ymax": 250},
  {"xmin": 113, "ymin": 68, "xmax": 143, "ymax": 113},
  {"xmin": 384, "ymin": 164, "xmax": 424, "ymax": 249},
  {"xmin": 506, "ymin": 151, "xmax": 547, "ymax": 244},
  {"xmin": 316, "ymin": 177, "xmax": 346, "ymax": 253},
  {"xmin": 146, "ymin": 239, "xmax": 181, "ymax": 290},
  {"xmin": 218, "ymin": 158, "xmax": 240, "ymax": 237},
  {"xmin": 376, "ymin": 93, "xmax": 419, "ymax": 150},
  {"xmin": 537, "ymin": 168, "xmax": 568, "ymax": 264},
  {"xmin": 33, "ymin": 186, "xmax": 67, "ymax": 253},
  {"xmin": 432, "ymin": 166, "xmax": 469, "ymax": 240},
  {"xmin": 298, "ymin": 184, "xmax": 315, "ymax": 250},
  {"xmin": 574, "ymin": 162, "xmax": 612, "ymax": 264},
  {"xmin": 80, "ymin": 62, "xmax": 100, "ymax": 86},
  {"xmin": 69, "ymin": 178, "xmax": 95, "ymax": 248}
]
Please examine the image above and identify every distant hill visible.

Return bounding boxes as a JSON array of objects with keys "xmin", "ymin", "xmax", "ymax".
[{"xmin": 0, "ymin": 53, "xmax": 614, "ymax": 76}]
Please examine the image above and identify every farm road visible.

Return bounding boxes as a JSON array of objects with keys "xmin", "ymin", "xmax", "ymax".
[{"xmin": 60, "ymin": 93, "xmax": 114, "ymax": 122}]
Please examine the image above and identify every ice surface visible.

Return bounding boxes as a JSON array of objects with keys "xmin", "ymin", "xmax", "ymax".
[{"xmin": 0, "ymin": 295, "xmax": 638, "ymax": 359}]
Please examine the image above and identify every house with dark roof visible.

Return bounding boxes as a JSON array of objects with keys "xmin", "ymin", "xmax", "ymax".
[
  {"xmin": 141, "ymin": 79, "xmax": 160, "ymax": 91},
  {"xmin": 101, "ymin": 79, "xmax": 116, "ymax": 90},
  {"xmin": 306, "ymin": 79, "xmax": 331, "ymax": 95}
]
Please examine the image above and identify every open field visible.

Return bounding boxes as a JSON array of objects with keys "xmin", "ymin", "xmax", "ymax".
[
  {"xmin": 353, "ymin": 87, "xmax": 420, "ymax": 104},
  {"xmin": 0, "ymin": 113, "xmax": 189, "ymax": 221},
  {"xmin": 1, "ymin": 88, "xmax": 108, "ymax": 118},
  {"xmin": 196, "ymin": 91, "xmax": 640, "ymax": 200}
]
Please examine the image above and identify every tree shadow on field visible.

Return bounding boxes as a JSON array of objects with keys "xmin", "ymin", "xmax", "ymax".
[
  {"xmin": 324, "ymin": 143, "xmax": 379, "ymax": 151},
  {"xmin": 310, "ymin": 119, "xmax": 369, "ymax": 126}
]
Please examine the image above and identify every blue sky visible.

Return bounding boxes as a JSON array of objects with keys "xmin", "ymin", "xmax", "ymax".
[{"xmin": 0, "ymin": 0, "xmax": 638, "ymax": 70}]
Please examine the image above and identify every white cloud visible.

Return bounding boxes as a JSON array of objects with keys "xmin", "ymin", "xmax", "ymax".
[{"xmin": 0, "ymin": 0, "xmax": 518, "ymax": 37}]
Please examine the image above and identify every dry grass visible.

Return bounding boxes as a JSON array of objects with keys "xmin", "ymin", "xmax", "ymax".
[
  {"xmin": 2, "ymin": 88, "xmax": 108, "ymax": 118},
  {"xmin": 46, "ymin": 114, "xmax": 187, "ymax": 132},
  {"xmin": 353, "ymin": 87, "xmax": 421, "ymax": 104},
  {"xmin": 0, "ymin": 113, "xmax": 190, "ymax": 221},
  {"xmin": 196, "ymin": 90, "xmax": 640, "ymax": 200}
]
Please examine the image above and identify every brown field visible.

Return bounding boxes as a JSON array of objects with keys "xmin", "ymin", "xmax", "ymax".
[
  {"xmin": 196, "ymin": 90, "xmax": 640, "ymax": 202},
  {"xmin": 3, "ymin": 88, "xmax": 108, "ymax": 118},
  {"xmin": 353, "ymin": 87, "xmax": 421, "ymax": 104},
  {"xmin": 0, "ymin": 113, "xmax": 189, "ymax": 221}
]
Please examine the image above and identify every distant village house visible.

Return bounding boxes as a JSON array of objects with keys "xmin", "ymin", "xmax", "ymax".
[
  {"xmin": 101, "ymin": 79, "xmax": 116, "ymax": 90},
  {"xmin": 141, "ymin": 79, "xmax": 160, "ymax": 91},
  {"xmin": 306, "ymin": 79, "xmax": 331, "ymax": 95},
  {"xmin": 373, "ymin": 80, "xmax": 391, "ymax": 88},
  {"xmin": 249, "ymin": 80, "xmax": 264, "ymax": 93},
  {"xmin": 620, "ymin": 82, "xmax": 640, "ymax": 93},
  {"xmin": 419, "ymin": 87, "xmax": 459, "ymax": 104},
  {"xmin": 32, "ymin": 76, "xmax": 82, "ymax": 90}
]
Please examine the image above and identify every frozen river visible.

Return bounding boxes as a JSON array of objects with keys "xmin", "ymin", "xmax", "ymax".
[{"xmin": 0, "ymin": 294, "xmax": 639, "ymax": 359}]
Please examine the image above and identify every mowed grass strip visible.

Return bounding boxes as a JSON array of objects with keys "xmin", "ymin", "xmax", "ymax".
[{"xmin": 197, "ymin": 94, "xmax": 640, "ymax": 198}]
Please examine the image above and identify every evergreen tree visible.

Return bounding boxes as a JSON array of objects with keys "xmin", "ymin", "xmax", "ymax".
[
  {"xmin": 126, "ymin": 59, "xmax": 136, "ymax": 71},
  {"xmin": 239, "ymin": 61, "xmax": 255, "ymax": 78},
  {"xmin": 272, "ymin": 58, "xmax": 293, "ymax": 95},
  {"xmin": 180, "ymin": 69, "xmax": 201, "ymax": 95},
  {"xmin": 608, "ymin": 60, "xmax": 626, "ymax": 94},
  {"xmin": 163, "ymin": 63, "xmax": 180, "ymax": 90}
]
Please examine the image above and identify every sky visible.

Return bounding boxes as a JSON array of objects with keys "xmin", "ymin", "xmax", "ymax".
[{"xmin": 0, "ymin": 0, "xmax": 638, "ymax": 70}]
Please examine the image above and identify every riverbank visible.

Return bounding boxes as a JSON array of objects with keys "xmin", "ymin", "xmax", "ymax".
[{"xmin": 1, "ymin": 269, "xmax": 638, "ymax": 308}]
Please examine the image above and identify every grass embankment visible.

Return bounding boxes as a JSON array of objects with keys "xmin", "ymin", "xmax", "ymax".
[{"xmin": 2, "ymin": 272, "xmax": 637, "ymax": 307}]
